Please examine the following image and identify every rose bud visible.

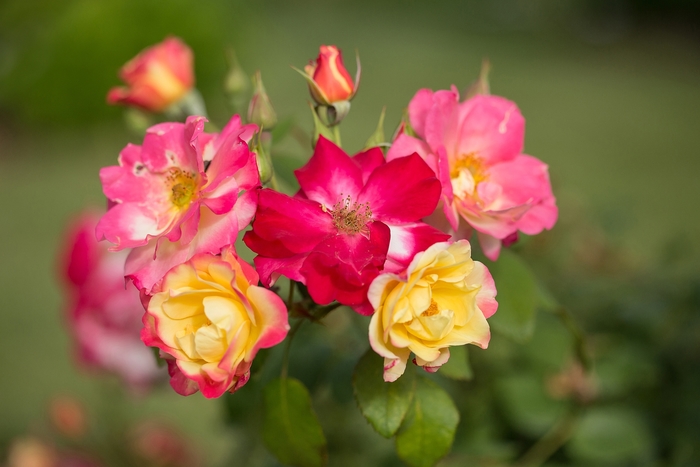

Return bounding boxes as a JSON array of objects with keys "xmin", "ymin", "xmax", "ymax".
[
  {"xmin": 247, "ymin": 71, "xmax": 278, "ymax": 130},
  {"xmin": 297, "ymin": 45, "xmax": 360, "ymax": 127},
  {"xmin": 304, "ymin": 45, "xmax": 356, "ymax": 105},
  {"xmin": 107, "ymin": 37, "xmax": 194, "ymax": 113}
]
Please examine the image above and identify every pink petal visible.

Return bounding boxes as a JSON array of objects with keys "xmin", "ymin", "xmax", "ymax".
[
  {"xmin": 407, "ymin": 88, "xmax": 435, "ymax": 138},
  {"xmin": 295, "ymin": 136, "xmax": 364, "ymax": 206},
  {"xmin": 477, "ymin": 231, "xmax": 502, "ymax": 261},
  {"xmin": 95, "ymin": 203, "xmax": 161, "ymax": 250},
  {"xmin": 352, "ymin": 147, "xmax": 385, "ymax": 184},
  {"xmin": 423, "ymin": 89, "xmax": 460, "ymax": 158},
  {"xmin": 385, "ymin": 223, "xmax": 450, "ymax": 272},
  {"xmin": 141, "ymin": 117, "xmax": 205, "ymax": 173},
  {"xmin": 246, "ymin": 189, "xmax": 334, "ymax": 254},
  {"xmin": 454, "ymin": 95, "xmax": 524, "ymax": 166},
  {"xmin": 386, "ymin": 134, "xmax": 435, "ymax": 170},
  {"xmin": 300, "ymin": 221, "xmax": 390, "ymax": 307},
  {"xmin": 252, "ymin": 255, "xmax": 307, "ymax": 287},
  {"xmin": 359, "ymin": 153, "xmax": 441, "ymax": 223}
]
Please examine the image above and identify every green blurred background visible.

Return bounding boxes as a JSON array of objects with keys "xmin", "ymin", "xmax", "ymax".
[{"xmin": 1, "ymin": 0, "xmax": 700, "ymax": 465}]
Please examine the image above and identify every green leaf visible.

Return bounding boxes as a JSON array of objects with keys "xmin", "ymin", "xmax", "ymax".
[
  {"xmin": 567, "ymin": 407, "xmax": 654, "ymax": 464},
  {"xmin": 438, "ymin": 346, "xmax": 473, "ymax": 381},
  {"xmin": 395, "ymin": 376, "xmax": 460, "ymax": 467},
  {"xmin": 487, "ymin": 249, "xmax": 538, "ymax": 342},
  {"xmin": 364, "ymin": 107, "xmax": 386, "ymax": 149},
  {"xmin": 353, "ymin": 349, "xmax": 415, "ymax": 438},
  {"xmin": 262, "ymin": 378, "xmax": 327, "ymax": 467}
]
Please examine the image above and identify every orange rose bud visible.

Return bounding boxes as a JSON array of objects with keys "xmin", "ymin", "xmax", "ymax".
[
  {"xmin": 107, "ymin": 37, "xmax": 194, "ymax": 112},
  {"xmin": 306, "ymin": 45, "xmax": 355, "ymax": 104}
]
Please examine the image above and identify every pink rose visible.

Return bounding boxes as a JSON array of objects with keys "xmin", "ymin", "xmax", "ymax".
[
  {"xmin": 387, "ymin": 89, "xmax": 558, "ymax": 260},
  {"xmin": 96, "ymin": 115, "xmax": 259, "ymax": 292},
  {"xmin": 60, "ymin": 212, "xmax": 161, "ymax": 391},
  {"xmin": 107, "ymin": 37, "xmax": 194, "ymax": 112},
  {"xmin": 244, "ymin": 137, "xmax": 448, "ymax": 314}
]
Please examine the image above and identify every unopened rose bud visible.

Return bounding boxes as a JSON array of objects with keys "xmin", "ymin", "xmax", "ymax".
[
  {"xmin": 224, "ymin": 48, "xmax": 250, "ymax": 115},
  {"xmin": 247, "ymin": 71, "xmax": 277, "ymax": 130},
  {"xmin": 304, "ymin": 45, "xmax": 357, "ymax": 105},
  {"xmin": 107, "ymin": 37, "xmax": 194, "ymax": 113},
  {"xmin": 253, "ymin": 131, "xmax": 274, "ymax": 185}
]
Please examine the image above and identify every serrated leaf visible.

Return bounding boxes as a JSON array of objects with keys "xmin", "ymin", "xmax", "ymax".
[
  {"xmin": 395, "ymin": 376, "xmax": 459, "ymax": 467},
  {"xmin": 262, "ymin": 378, "xmax": 327, "ymax": 467},
  {"xmin": 353, "ymin": 349, "xmax": 415, "ymax": 438},
  {"xmin": 439, "ymin": 346, "xmax": 473, "ymax": 381},
  {"xmin": 487, "ymin": 249, "xmax": 538, "ymax": 342}
]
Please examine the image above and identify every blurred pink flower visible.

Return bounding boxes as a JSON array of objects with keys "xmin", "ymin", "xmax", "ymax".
[
  {"xmin": 61, "ymin": 212, "xmax": 162, "ymax": 391},
  {"xmin": 107, "ymin": 37, "xmax": 194, "ymax": 112},
  {"xmin": 96, "ymin": 115, "xmax": 259, "ymax": 292},
  {"xmin": 244, "ymin": 137, "xmax": 448, "ymax": 313},
  {"xmin": 387, "ymin": 89, "xmax": 557, "ymax": 260}
]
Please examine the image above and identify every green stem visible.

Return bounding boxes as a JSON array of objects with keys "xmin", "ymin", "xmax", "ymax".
[
  {"xmin": 280, "ymin": 319, "xmax": 304, "ymax": 380},
  {"xmin": 312, "ymin": 302, "xmax": 342, "ymax": 321},
  {"xmin": 332, "ymin": 125, "xmax": 342, "ymax": 147},
  {"xmin": 513, "ymin": 405, "xmax": 581, "ymax": 467},
  {"xmin": 287, "ymin": 278, "xmax": 296, "ymax": 310},
  {"xmin": 554, "ymin": 306, "xmax": 591, "ymax": 371}
]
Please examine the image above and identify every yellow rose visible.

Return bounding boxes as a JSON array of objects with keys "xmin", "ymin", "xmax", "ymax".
[
  {"xmin": 368, "ymin": 240, "xmax": 497, "ymax": 382},
  {"xmin": 142, "ymin": 248, "xmax": 289, "ymax": 398}
]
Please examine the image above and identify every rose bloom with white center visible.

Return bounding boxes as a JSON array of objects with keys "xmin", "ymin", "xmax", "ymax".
[
  {"xmin": 142, "ymin": 247, "xmax": 289, "ymax": 398},
  {"xmin": 368, "ymin": 240, "xmax": 498, "ymax": 382}
]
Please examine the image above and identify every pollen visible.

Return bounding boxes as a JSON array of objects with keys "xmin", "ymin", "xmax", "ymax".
[
  {"xmin": 451, "ymin": 153, "xmax": 487, "ymax": 185},
  {"xmin": 166, "ymin": 167, "xmax": 198, "ymax": 208},
  {"xmin": 324, "ymin": 195, "xmax": 372, "ymax": 234},
  {"xmin": 423, "ymin": 299, "xmax": 440, "ymax": 317}
]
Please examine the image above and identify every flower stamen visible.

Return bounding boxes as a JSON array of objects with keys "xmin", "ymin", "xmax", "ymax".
[{"xmin": 323, "ymin": 195, "xmax": 372, "ymax": 234}]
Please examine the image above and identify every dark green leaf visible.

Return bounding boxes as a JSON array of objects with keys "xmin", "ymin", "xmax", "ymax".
[
  {"xmin": 439, "ymin": 346, "xmax": 473, "ymax": 381},
  {"xmin": 487, "ymin": 249, "xmax": 538, "ymax": 342},
  {"xmin": 262, "ymin": 378, "xmax": 327, "ymax": 467},
  {"xmin": 353, "ymin": 349, "xmax": 415, "ymax": 438},
  {"xmin": 395, "ymin": 376, "xmax": 459, "ymax": 467},
  {"xmin": 567, "ymin": 407, "xmax": 654, "ymax": 464}
]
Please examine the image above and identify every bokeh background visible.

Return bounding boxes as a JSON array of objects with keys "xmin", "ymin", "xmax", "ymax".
[{"xmin": 1, "ymin": 0, "xmax": 700, "ymax": 465}]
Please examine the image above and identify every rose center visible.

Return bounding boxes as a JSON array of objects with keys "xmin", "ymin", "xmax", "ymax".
[
  {"xmin": 450, "ymin": 153, "xmax": 487, "ymax": 184},
  {"xmin": 323, "ymin": 195, "xmax": 372, "ymax": 235},
  {"xmin": 422, "ymin": 299, "xmax": 440, "ymax": 317},
  {"xmin": 166, "ymin": 167, "xmax": 198, "ymax": 208}
]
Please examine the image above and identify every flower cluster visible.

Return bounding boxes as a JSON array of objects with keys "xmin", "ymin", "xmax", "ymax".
[{"xmin": 61, "ymin": 38, "xmax": 557, "ymax": 399}]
